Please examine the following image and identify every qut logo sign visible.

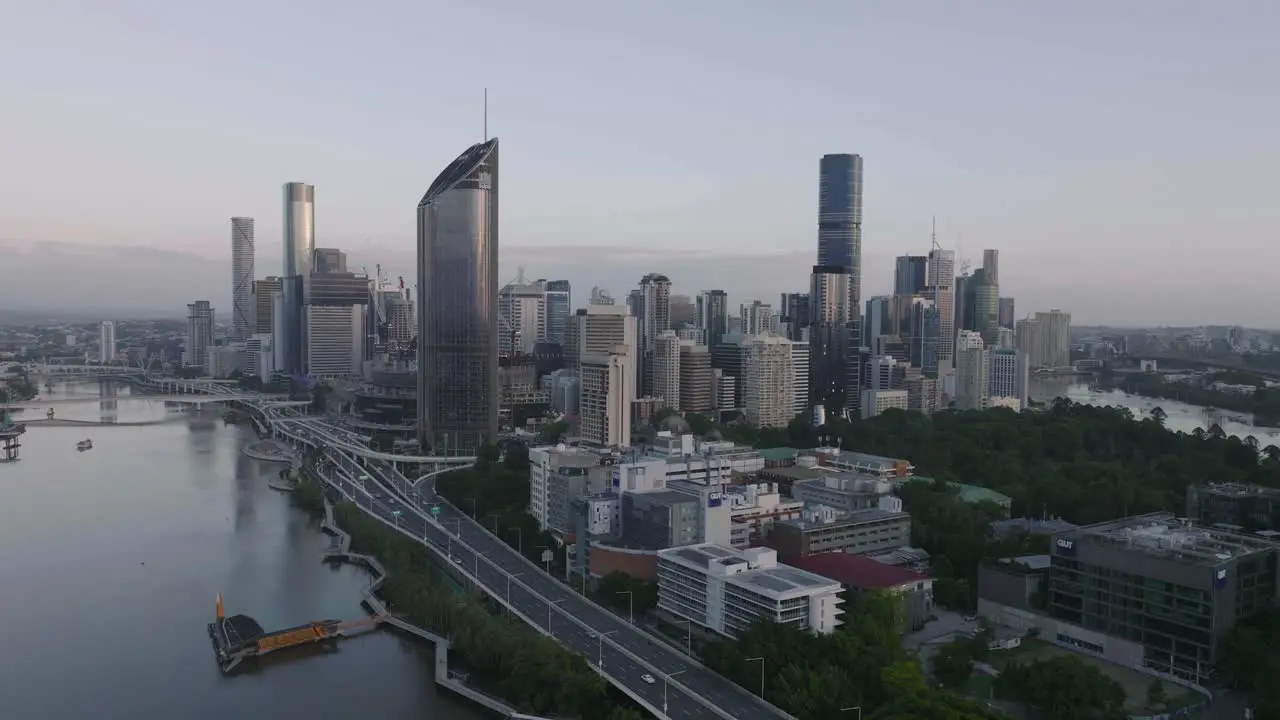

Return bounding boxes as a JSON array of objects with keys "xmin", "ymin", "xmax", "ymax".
[
  {"xmin": 1056, "ymin": 537, "xmax": 1076, "ymax": 553},
  {"xmin": 707, "ymin": 491, "xmax": 723, "ymax": 508}
]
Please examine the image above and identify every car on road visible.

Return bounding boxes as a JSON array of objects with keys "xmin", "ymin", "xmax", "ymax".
[{"xmin": 641, "ymin": 674, "xmax": 655, "ymax": 684}]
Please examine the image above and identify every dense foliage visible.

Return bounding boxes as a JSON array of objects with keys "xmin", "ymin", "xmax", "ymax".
[
  {"xmin": 993, "ymin": 655, "xmax": 1126, "ymax": 720},
  {"xmin": 1216, "ymin": 606, "xmax": 1280, "ymax": 718},
  {"xmin": 702, "ymin": 598, "xmax": 1001, "ymax": 720},
  {"xmin": 1117, "ymin": 370, "xmax": 1280, "ymax": 427}
]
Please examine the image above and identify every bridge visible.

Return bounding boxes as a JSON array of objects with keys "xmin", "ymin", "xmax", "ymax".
[
  {"xmin": 208, "ymin": 592, "xmax": 384, "ymax": 673},
  {"xmin": 0, "ymin": 393, "xmax": 287, "ymax": 410},
  {"xmin": 253, "ymin": 404, "xmax": 793, "ymax": 720}
]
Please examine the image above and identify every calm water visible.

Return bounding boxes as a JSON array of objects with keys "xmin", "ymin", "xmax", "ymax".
[
  {"xmin": 0, "ymin": 381, "xmax": 486, "ymax": 720},
  {"xmin": 1031, "ymin": 376, "xmax": 1280, "ymax": 447}
]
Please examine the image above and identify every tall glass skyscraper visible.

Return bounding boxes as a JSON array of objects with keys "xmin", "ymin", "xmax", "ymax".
[
  {"xmin": 817, "ymin": 153, "xmax": 864, "ymax": 308},
  {"xmin": 230, "ymin": 217, "xmax": 255, "ymax": 340},
  {"xmin": 281, "ymin": 182, "xmax": 315, "ymax": 374},
  {"xmin": 416, "ymin": 139, "xmax": 500, "ymax": 455}
]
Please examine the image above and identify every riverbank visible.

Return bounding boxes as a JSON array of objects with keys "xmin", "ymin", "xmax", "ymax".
[
  {"xmin": 290, "ymin": 474, "xmax": 644, "ymax": 720},
  {"xmin": 244, "ymin": 439, "xmax": 295, "ymax": 463}
]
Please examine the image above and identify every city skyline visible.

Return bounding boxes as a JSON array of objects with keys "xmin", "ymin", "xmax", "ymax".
[{"xmin": 1, "ymin": 2, "xmax": 1276, "ymax": 327}]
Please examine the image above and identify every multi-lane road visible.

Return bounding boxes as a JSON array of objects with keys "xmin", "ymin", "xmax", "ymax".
[{"xmin": 273, "ymin": 417, "xmax": 791, "ymax": 720}]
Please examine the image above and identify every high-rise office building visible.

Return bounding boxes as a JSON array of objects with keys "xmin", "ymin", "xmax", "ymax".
[
  {"xmin": 1036, "ymin": 310, "xmax": 1072, "ymax": 369},
  {"xmin": 741, "ymin": 301, "xmax": 776, "ymax": 336},
  {"xmin": 1015, "ymin": 317, "xmax": 1043, "ymax": 368},
  {"xmin": 306, "ymin": 251, "xmax": 368, "ymax": 377},
  {"xmin": 281, "ymin": 183, "xmax": 315, "ymax": 374},
  {"xmin": 185, "ymin": 301, "xmax": 215, "ymax": 369},
  {"xmin": 982, "ymin": 248, "xmax": 999, "ymax": 287},
  {"xmin": 678, "ymin": 341, "xmax": 713, "ymax": 413},
  {"xmin": 954, "ymin": 330, "xmax": 988, "ymax": 411},
  {"xmin": 926, "ymin": 248, "xmax": 956, "ymax": 375},
  {"xmin": 893, "ymin": 255, "xmax": 929, "ymax": 296},
  {"xmin": 98, "ymin": 321, "xmax": 116, "ymax": 364},
  {"xmin": 577, "ymin": 305, "xmax": 637, "ymax": 447},
  {"xmin": 544, "ymin": 280, "xmax": 571, "ymax": 346},
  {"xmin": 231, "ymin": 217, "xmax": 255, "ymax": 340},
  {"xmin": 809, "ymin": 265, "xmax": 854, "ymax": 412},
  {"xmin": 253, "ymin": 277, "xmax": 282, "ymax": 336},
  {"xmin": 697, "ymin": 290, "xmax": 729, "ymax": 348},
  {"xmin": 997, "ymin": 297, "xmax": 1016, "ymax": 329},
  {"xmin": 965, "ymin": 268, "xmax": 999, "ymax": 339},
  {"xmin": 817, "ymin": 154, "xmax": 864, "ymax": 310},
  {"xmin": 988, "ymin": 348, "xmax": 1029, "ymax": 410},
  {"xmin": 416, "ymin": 139, "xmax": 500, "ymax": 455},
  {"xmin": 497, "ymin": 280, "xmax": 546, "ymax": 357},
  {"xmin": 589, "ymin": 286, "xmax": 615, "ymax": 306},
  {"xmin": 790, "ymin": 340, "xmax": 809, "ymax": 417},
  {"xmin": 779, "ymin": 292, "xmax": 810, "ymax": 342},
  {"xmin": 864, "ymin": 295, "xmax": 891, "ymax": 347}
]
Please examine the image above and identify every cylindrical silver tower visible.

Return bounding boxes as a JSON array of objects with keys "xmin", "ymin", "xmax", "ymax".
[
  {"xmin": 281, "ymin": 183, "xmax": 315, "ymax": 374},
  {"xmin": 230, "ymin": 217, "xmax": 255, "ymax": 340},
  {"xmin": 416, "ymin": 139, "xmax": 499, "ymax": 455}
]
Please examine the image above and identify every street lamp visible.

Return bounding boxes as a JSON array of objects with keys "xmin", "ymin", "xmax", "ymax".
[
  {"xmin": 506, "ymin": 572, "xmax": 524, "ymax": 611},
  {"xmin": 674, "ymin": 618, "xmax": 693, "ymax": 655},
  {"xmin": 745, "ymin": 657, "xmax": 765, "ymax": 700},
  {"xmin": 840, "ymin": 708, "xmax": 862, "ymax": 719},
  {"xmin": 547, "ymin": 598, "xmax": 565, "ymax": 632},
  {"xmin": 596, "ymin": 629, "xmax": 617, "ymax": 668},
  {"xmin": 616, "ymin": 591, "xmax": 634, "ymax": 624},
  {"xmin": 507, "ymin": 528, "xmax": 523, "ymax": 555},
  {"xmin": 663, "ymin": 670, "xmax": 685, "ymax": 715},
  {"xmin": 537, "ymin": 545, "xmax": 552, "ymax": 574},
  {"xmin": 464, "ymin": 497, "xmax": 477, "ymax": 517}
]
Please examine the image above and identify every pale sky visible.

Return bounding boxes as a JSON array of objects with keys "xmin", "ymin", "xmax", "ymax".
[{"xmin": 1, "ymin": 1, "xmax": 1277, "ymax": 326}]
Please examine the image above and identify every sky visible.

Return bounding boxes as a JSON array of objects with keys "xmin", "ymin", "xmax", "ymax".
[{"xmin": 1, "ymin": 1, "xmax": 1277, "ymax": 326}]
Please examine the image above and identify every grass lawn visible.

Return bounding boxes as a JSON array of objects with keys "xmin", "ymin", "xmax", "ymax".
[{"xmin": 961, "ymin": 672, "xmax": 996, "ymax": 700}]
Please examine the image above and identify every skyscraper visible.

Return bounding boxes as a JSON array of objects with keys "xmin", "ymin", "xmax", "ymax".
[
  {"xmin": 98, "ymin": 321, "xmax": 117, "ymax": 364},
  {"xmin": 982, "ymin": 248, "xmax": 1000, "ymax": 287},
  {"xmin": 416, "ymin": 139, "xmax": 499, "ymax": 455},
  {"xmin": 926, "ymin": 248, "xmax": 956, "ymax": 375},
  {"xmin": 636, "ymin": 273, "xmax": 672, "ymax": 395},
  {"xmin": 817, "ymin": 153, "xmax": 864, "ymax": 308},
  {"xmin": 893, "ymin": 255, "xmax": 929, "ymax": 296},
  {"xmin": 696, "ymin": 290, "xmax": 729, "ymax": 348},
  {"xmin": 998, "ymin": 297, "xmax": 1016, "ymax": 329},
  {"xmin": 185, "ymin": 301, "xmax": 215, "ymax": 370},
  {"xmin": 281, "ymin": 183, "xmax": 315, "ymax": 373},
  {"xmin": 544, "ymin": 280, "xmax": 571, "ymax": 346},
  {"xmin": 231, "ymin": 217, "xmax": 255, "ymax": 341},
  {"xmin": 809, "ymin": 265, "xmax": 854, "ymax": 412}
]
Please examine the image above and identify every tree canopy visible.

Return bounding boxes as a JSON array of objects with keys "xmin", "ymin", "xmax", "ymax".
[
  {"xmin": 1216, "ymin": 606, "xmax": 1280, "ymax": 717},
  {"xmin": 993, "ymin": 655, "xmax": 1126, "ymax": 720}
]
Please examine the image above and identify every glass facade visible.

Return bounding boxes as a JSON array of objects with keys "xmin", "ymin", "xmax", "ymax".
[
  {"xmin": 416, "ymin": 139, "xmax": 500, "ymax": 455},
  {"xmin": 281, "ymin": 183, "xmax": 315, "ymax": 374},
  {"xmin": 817, "ymin": 154, "xmax": 863, "ymax": 309}
]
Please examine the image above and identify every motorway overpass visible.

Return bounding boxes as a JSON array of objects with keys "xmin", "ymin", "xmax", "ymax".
[
  {"xmin": 1130, "ymin": 353, "xmax": 1280, "ymax": 378},
  {"xmin": 0, "ymin": 393, "xmax": 286, "ymax": 410},
  {"xmin": 265, "ymin": 411, "xmax": 794, "ymax": 720}
]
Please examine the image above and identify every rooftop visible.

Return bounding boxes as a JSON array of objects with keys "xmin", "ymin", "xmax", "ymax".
[
  {"xmin": 783, "ymin": 552, "xmax": 931, "ymax": 590},
  {"xmin": 778, "ymin": 507, "xmax": 907, "ymax": 531},
  {"xmin": 1195, "ymin": 482, "xmax": 1280, "ymax": 500},
  {"xmin": 660, "ymin": 544, "xmax": 841, "ymax": 599},
  {"xmin": 1075, "ymin": 512, "xmax": 1279, "ymax": 564}
]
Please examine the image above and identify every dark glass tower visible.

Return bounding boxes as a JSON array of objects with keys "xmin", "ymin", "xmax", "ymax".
[
  {"xmin": 416, "ymin": 139, "xmax": 500, "ymax": 455},
  {"xmin": 817, "ymin": 153, "xmax": 864, "ymax": 309}
]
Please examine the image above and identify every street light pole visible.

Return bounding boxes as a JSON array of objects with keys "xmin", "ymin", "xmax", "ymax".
[
  {"xmin": 840, "ymin": 708, "xmax": 862, "ymax": 719},
  {"xmin": 676, "ymin": 619, "xmax": 693, "ymax": 655},
  {"xmin": 506, "ymin": 572, "xmax": 524, "ymax": 612},
  {"xmin": 507, "ymin": 528, "xmax": 522, "ymax": 555},
  {"xmin": 663, "ymin": 670, "xmax": 685, "ymax": 715},
  {"xmin": 465, "ymin": 497, "xmax": 476, "ymax": 517},
  {"xmin": 547, "ymin": 598, "xmax": 565, "ymax": 632},
  {"xmin": 616, "ymin": 591, "xmax": 634, "ymax": 624},
  {"xmin": 597, "ymin": 630, "xmax": 617, "ymax": 668},
  {"xmin": 745, "ymin": 657, "xmax": 765, "ymax": 700}
]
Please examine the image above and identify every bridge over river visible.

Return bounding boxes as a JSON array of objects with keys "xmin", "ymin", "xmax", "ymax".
[{"xmin": 0, "ymin": 393, "xmax": 288, "ymax": 410}]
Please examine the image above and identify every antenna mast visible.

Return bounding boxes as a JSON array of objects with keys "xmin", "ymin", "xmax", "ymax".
[
  {"xmin": 483, "ymin": 88, "xmax": 488, "ymax": 141},
  {"xmin": 930, "ymin": 216, "xmax": 939, "ymax": 252}
]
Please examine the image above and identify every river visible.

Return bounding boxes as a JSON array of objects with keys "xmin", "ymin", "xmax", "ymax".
[
  {"xmin": 1030, "ymin": 376, "xmax": 1280, "ymax": 448},
  {"xmin": 0, "ymin": 380, "xmax": 486, "ymax": 720}
]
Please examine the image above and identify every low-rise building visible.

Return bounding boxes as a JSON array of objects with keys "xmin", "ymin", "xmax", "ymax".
[
  {"xmin": 768, "ymin": 499, "xmax": 911, "ymax": 557},
  {"xmin": 807, "ymin": 449, "xmax": 915, "ymax": 479},
  {"xmin": 1186, "ymin": 482, "xmax": 1280, "ymax": 532},
  {"xmin": 784, "ymin": 552, "xmax": 934, "ymax": 630},
  {"xmin": 657, "ymin": 544, "xmax": 844, "ymax": 637},
  {"xmin": 725, "ymin": 482, "xmax": 804, "ymax": 548},
  {"xmin": 790, "ymin": 472, "xmax": 895, "ymax": 512}
]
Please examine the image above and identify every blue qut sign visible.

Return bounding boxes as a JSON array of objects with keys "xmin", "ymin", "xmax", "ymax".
[
  {"xmin": 612, "ymin": 469, "xmax": 621, "ymax": 488},
  {"xmin": 1215, "ymin": 567, "xmax": 1228, "ymax": 590},
  {"xmin": 707, "ymin": 491, "xmax": 723, "ymax": 508},
  {"xmin": 1055, "ymin": 537, "xmax": 1077, "ymax": 556}
]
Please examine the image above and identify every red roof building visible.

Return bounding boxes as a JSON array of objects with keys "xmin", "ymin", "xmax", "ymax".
[{"xmin": 782, "ymin": 553, "xmax": 935, "ymax": 630}]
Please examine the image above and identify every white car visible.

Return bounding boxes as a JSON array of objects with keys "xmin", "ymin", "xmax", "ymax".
[{"xmin": 641, "ymin": 674, "xmax": 655, "ymax": 685}]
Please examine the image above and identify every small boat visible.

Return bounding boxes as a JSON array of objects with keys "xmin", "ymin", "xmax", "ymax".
[{"xmin": 76, "ymin": 439, "xmax": 93, "ymax": 451}]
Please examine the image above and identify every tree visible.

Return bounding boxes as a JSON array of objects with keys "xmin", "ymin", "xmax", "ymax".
[
  {"xmin": 1146, "ymin": 678, "xmax": 1166, "ymax": 708},
  {"xmin": 537, "ymin": 420, "xmax": 568, "ymax": 444},
  {"xmin": 685, "ymin": 412, "xmax": 714, "ymax": 436},
  {"xmin": 931, "ymin": 639, "xmax": 974, "ymax": 688},
  {"xmin": 1149, "ymin": 406, "xmax": 1167, "ymax": 426},
  {"xmin": 994, "ymin": 655, "xmax": 1125, "ymax": 720}
]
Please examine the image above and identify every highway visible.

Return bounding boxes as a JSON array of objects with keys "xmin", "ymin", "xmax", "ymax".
[{"xmin": 275, "ymin": 418, "xmax": 791, "ymax": 720}]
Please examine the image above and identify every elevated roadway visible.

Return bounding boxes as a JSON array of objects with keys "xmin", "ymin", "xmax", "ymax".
[
  {"xmin": 266, "ymin": 412, "xmax": 792, "ymax": 720},
  {"xmin": 0, "ymin": 393, "xmax": 286, "ymax": 409}
]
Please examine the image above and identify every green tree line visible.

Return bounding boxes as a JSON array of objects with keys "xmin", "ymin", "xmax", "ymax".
[
  {"xmin": 290, "ymin": 478, "xmax": 644, "ymax": 719},
  {"xmin": 1117, "ymin": 371, "xmax": 1280, "ymax": 427},
  {"xmin": 702, "ymin": 595, "xmax": 1001, "ymax": 720}
]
